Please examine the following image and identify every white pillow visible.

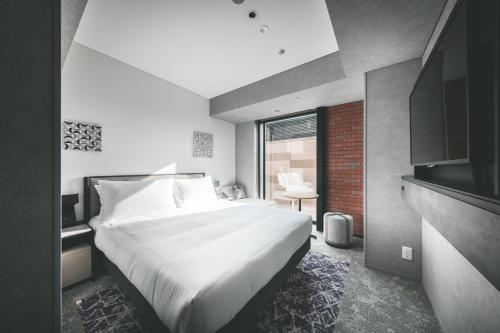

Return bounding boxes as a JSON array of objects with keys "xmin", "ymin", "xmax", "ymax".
[
  {"xmin": 88, "ymin": 184, "xmax": 104, "ymax": 228},
  {"xmin": 94, "ymin": 184, "xmax": 104, "ymax": 205},
  {"xmin": 96, "ymin": 178, "xmax": 176, "ymax": 221},
  {"xmin": 174, "ymin": 176, "xmax": 218, "ymax": 207}
]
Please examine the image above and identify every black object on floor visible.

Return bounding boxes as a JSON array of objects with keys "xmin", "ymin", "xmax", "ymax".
[
  {"xmin": 75, "ymin": 284, "xmax": 143, "ymax": 333},
  {"xmin": 75, "ymin": 252, "xmax": 349, "ymax": 333}
]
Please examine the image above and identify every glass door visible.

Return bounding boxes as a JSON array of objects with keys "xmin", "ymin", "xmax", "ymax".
[{"xmin": 261, "ymin": 113, "xmax": 318, "ymax": 220}]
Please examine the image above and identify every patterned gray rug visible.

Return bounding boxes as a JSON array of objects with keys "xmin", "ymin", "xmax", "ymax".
[{"xmin": 75, "ymin": 252, "xmax": 350, "ymax": 333}]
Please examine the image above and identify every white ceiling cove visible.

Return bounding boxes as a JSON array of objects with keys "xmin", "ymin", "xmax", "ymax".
[{"xmin": 74, "ymin": 0, "xmax": 338, "ymax": 98}]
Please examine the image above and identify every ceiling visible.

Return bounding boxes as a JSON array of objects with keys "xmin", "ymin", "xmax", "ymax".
[
  {"xmin": 214, "ymin": 75, "xmax": 364, "ymax": 123},
  {"xmin": 74, "ymin": 0, "xmax": 338, "ymax": 98},
  {"xmin": 325, "ymin": 0, "xmax": 446, "ymax": 77},
  {"xmin": 212, "ymin": 0, "xmax": 446, "ymax": 123}
]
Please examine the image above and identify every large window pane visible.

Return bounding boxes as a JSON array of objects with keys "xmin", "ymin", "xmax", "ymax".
[{"xmin": 263, "ymin": 114, "xmax": 317, "ymax": 220}]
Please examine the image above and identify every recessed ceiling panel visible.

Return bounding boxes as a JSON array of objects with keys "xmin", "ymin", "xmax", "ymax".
[{"xmin": 74, "ymin": 0, "xmax": 338, "ymax": 98}]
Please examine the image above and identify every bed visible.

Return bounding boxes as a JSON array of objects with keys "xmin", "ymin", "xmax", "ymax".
[{"xmin": 84, "ymin": 173, "xmax": 311, "ymax": 333}]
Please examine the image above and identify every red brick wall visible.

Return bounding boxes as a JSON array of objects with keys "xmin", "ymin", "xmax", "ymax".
[{"xmin": 326, "ymin": 101, "xmax": 364, "ymax": 236}]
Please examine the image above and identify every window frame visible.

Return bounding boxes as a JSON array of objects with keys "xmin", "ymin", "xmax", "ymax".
[{"xmin": 257, "ymin": 108, "xmax": 326, "ymax": 230}]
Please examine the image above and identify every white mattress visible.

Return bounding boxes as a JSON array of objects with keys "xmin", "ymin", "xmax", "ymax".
[
  {"xmin": 234, "ymin": 198, "xmax": 277, "ymax": 207},
  {"xmin": 93, "ymin": 200, "xmax": 311, "ymax": 333}
]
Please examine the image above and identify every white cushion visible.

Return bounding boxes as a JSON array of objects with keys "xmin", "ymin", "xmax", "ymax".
[
  {"xmin": 216, "ymin": 185, "xmax": 246, "ymax": 200},
  {"xmin": 285, "ymin": 185, "xmax": 314, "ymax": 193},
  {"xmin": 96, "ymin": 178, "xmax": 176, "ymax": 221},
  {"xmin": 174, "ymin": 176, "xmax": 218, "ymax": 207}
]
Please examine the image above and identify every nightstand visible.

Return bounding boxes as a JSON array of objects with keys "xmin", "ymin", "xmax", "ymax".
[{"xmin": 62, "ymin": 224, "xmax": 92, "ymax": 288}]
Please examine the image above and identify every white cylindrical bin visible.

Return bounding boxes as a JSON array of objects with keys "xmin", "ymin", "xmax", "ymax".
[{"xmin": 324, "ymin": 212, "xmax": 353, "ymax": 247}]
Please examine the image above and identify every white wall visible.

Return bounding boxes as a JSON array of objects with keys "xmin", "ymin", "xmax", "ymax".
[
  {"xmin": 422, "ymin": 219, "xmax": 500, "ymax": 333},
  {"xmin": 62, "ymin": 43, "xmax": 235, "ymax": 220}
]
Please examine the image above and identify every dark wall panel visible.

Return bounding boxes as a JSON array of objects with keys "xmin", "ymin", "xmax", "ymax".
[{"xmin": 0, "ymin": 1, "xmax": 60, "ymax": 332}]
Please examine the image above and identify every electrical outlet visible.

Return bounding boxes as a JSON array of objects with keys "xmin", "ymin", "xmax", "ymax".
[{"xmin": 402, "ymin": 246, "xmax": 413, "ymax": 261}]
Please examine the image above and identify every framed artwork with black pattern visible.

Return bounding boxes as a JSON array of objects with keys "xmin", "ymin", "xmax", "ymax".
[
  {"xmin": 192, "ymin": 131, "xmax": 213, "ymax": 158},
  {"xmin": 63, "ymin": 120, "xmax": 102, "ymax": 152}
]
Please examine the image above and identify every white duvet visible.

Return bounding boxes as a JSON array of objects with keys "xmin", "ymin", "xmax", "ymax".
[{"xmin": 93, "ymin": 200, "xmax": 311, "ymax": 333}]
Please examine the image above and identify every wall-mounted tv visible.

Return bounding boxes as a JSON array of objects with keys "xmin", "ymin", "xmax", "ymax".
[{"xmin": 410, "ymin": 1, "xmax": 469, "ymax": 166}]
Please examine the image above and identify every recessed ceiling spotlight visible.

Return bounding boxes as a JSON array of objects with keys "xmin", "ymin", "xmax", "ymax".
[
  {"xmin": 248, "ymin": 10, "xmax": 257, "ymax": 19},
  {"xmin": 274, "ymin": 108, "xmax": 280, "ymax": 113},
  {"xmin": 232, "ymin": 0, "xmax": 245, "ymax": 4},
  {"xmin": 278, "ymin": 48, "xmax": 286, "ymax": 55},
  {"xmin": 259, "ymin": 25, "xmax": 269, "ymax": 33}
]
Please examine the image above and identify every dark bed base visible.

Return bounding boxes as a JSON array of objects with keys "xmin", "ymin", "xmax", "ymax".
[{"xmin": 100, "ymin": 238, "xmax": 311, "ymax": 333}]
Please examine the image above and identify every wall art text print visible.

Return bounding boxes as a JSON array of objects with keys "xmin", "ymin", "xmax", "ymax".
[
  {"xmin": 63, "ymin": 121, "xmax": 102, "ymax": 152},
  {"xmin": 192, "ymin": 131, "xmax": 213, "ymax": 158}
]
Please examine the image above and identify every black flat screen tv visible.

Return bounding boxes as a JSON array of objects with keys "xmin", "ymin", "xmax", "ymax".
[{"xmin": 410, "ymin": 1, "xmax": 469, "ymax": 166}]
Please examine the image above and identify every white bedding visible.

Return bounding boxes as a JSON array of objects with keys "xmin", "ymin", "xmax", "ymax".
[{"xmin": 93, "ymin": 200, "xmax": 311, "ymax": 333}]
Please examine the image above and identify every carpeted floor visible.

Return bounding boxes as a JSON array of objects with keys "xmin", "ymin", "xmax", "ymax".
[
  {"xmin": 311, "ymin": 233, "xmax": 441, "ymax": 332},
  {"xmin": 62, "ymin": 229, "xmax": 442, "ymax": 333},
  {"xmin": 76, "ymin": 285, "xmax": 143, "ymax": 333},
  {"xmin": 75, "ymin": 252, "xmax": 349, "ymax": 333}
]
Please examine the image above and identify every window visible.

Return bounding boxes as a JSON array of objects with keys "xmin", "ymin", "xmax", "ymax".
[{"xmin": 260, "ymin": 113, "xmax": 318, "ymax": 220}]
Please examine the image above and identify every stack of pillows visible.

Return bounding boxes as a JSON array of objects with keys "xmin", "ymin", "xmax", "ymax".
[{"xmin": 93, "ymin": 175, "xmax": 219, "ymax": 222}]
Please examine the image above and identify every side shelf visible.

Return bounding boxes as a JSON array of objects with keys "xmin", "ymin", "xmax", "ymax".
[
  {"xmin": 401, "ymin": 176, "xmax": 500, "ymax": 215},
  {"xmin": 401, "ymin": 176, "xmax": 500, "ymax": 292},
  {"xmin": 62, "ymin": 224, "xmax": 92, "ymax": 288}
]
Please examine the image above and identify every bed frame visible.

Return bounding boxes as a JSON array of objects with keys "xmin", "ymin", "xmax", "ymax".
[{"xmin": 83, "ymin": 173, "xmax": 311, "ymax": 333}]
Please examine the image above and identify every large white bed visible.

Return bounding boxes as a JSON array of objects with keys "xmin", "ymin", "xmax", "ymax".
[{"xmin": 85, "ymin": 174, "xmax": 311, "ymax": 333}]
